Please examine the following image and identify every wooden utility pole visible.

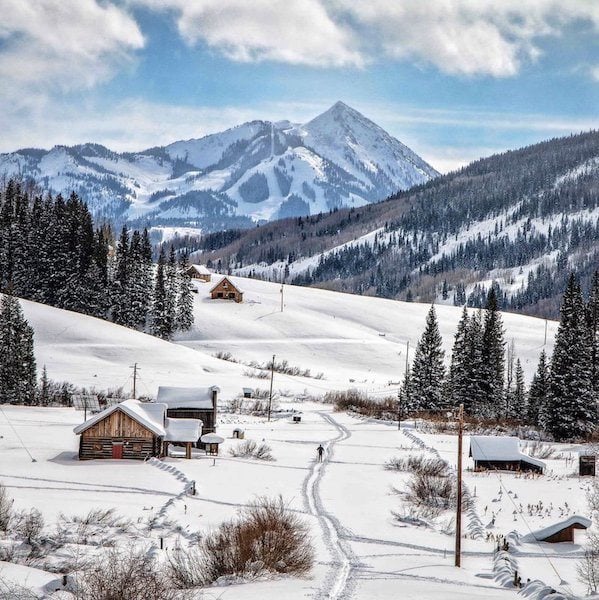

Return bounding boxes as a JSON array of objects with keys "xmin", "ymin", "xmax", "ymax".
[
  {"xmin": 455, "ymin": 403, "xmax": 464, "ymax": 567},
  {"xmin": 130, "ymin": 363, "xmax": 138, "ymax": 399},
  {"xmin": 280, "ymin": 284, "xmax": 284, "ymax": 312},
  {"xmin": 267, "ymin": 354, "xmax": 275, "ymax": 422}
]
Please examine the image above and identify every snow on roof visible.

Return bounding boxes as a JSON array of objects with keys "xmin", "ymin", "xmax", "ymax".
[
  {"xmin": 156, "ymin": 386, "xmax": 219, "ymax": 409},
  {"xmin": 209, "ymin": 276, "xmax": 242, "ymax": 293},
  {"xmin": 201, "ymin": 433, "xmax": 224, "ymax": 444},
  {"xmin": 189, "ymin": 264, "xmax": 211, "ymax": 275},
  {"xmin": 164, "ymin": 417, "xmax": 202, "ymax": 442},
  {"xmin": 521, "ymin": 515, "xmax": 592, "ymax": 543},
  {"xmin": 469, "ymin": 436, "xmax": 546, "ymax": 469},
  {"xmin": 73, "ymin": 400, "xmax": 167, "ymax": 436}
]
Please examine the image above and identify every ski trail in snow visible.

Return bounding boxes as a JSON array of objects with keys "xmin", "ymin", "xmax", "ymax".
[{"xmin": 305, "ymin": 411, "xmax": 356, "ymax": 599}]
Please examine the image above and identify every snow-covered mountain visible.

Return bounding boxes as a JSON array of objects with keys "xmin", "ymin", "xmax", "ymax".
[{"xmin": 0, "ymin": 102, "xmax": 438, "ymax": 231}]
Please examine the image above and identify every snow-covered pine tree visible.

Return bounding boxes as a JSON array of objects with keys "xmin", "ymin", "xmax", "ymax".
[
  {"xmin": 587, "ymin": 270, "xmax": 599, "ymax": 395},
  {"xmin": 398, "ymin": 369, "xmax": 414, "ymax": 415},
  {"xmin": 512, "ymin": 358, "xmax": 526, "ymax": 421},
  {"xmin": 447, "ymin": 306, "xmax": 470, "ymax": 409},
  {"xmin": 139, "ymin": 228, "xmax": 154, "ymax": 324},
  {"xmin": 150, "ymin": 248, "xmax": 171, "ymax": 339},
  {"xmin": 38, "ymin": 365, "xmax": 50, "ymax": 406},
  {"xmin": 165, "ymin": 246, "xmax": 178, "ymax": 335},
  {"xmin": 529, "ymin": 350, "xmax": 549, "ymax": 426},
  {"xmin": 545, "ymin": 274, "xmax": 595, "ymax": 440},
  {"xmin": 128, "ymin": 230, "xmax": 147, "ymax": 330},
  {"xmin": 409, "ymin": 305, "xmax": 445, "ymax": 412},
  {"xmin": 175, "ymin": 253, "xmax": 194, "ymax": 332},
  {"xmin": 481, "ymin": 287, "xmax": 506, "ymax": 418},
  {"xmin": 111, "ymin": 226, "xmax": 132, "ymax": 326},
  {"xmin": 0, "ymin": 294, "xmax": 36, "ymax": 404}
]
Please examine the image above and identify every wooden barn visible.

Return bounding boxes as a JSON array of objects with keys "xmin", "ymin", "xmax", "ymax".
[
  {"xmin": 469, "ymin": 436, "xmax": 545, "ymax": 474},
  {"xmin": 210, "ymin": 277, "xmax": 243, "ymax": 303},
  {"xmin": 522, "ymin": 516, "xmax": 591, "ymax": 543},
  {"xmin": 187, "ymin": 264, "xmax": 212, "ymax": 282},
  {"xmin": 73, "ymin": 400, "xmax": 202, "ymax": 460},
  {"xmin": 157, "ymin": 386, "xmax": 219, "ymax": 447}
]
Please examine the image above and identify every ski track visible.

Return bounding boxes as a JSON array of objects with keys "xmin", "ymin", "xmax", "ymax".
[{"xmin": 304, "ymin": 412, "xmax": 357, "ymax": 599}]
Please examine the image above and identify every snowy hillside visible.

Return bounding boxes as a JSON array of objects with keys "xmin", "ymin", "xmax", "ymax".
[{"xmin": 0, "ymin": 103, "xmax": 438, "ymax": 232}]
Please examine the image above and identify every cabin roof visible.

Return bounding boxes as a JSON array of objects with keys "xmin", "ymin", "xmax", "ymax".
[
  {"xmin": 73, "ymin": 400, "xmax": 167, "ymax": 436},
  {"xmin": 522, "ymin": 515, "xmax": 592, "ymax": 542},
  {"xmin": 188, "ymin": 264, "xmax": 211, "ymax": 275},
  {"xmin": 164, "ymin": 417, "xmax": 202, "ymax": 442},
  {"xmin": 469, "ymin": 435, "xmax": 545, "ymax": 469},
  {"xmin": 156, "ymin": 386, "xmax": 219, "ymax": 410},
  {"xmin": 209, "ymin": 276, "xmax": 242, "ymax": 294}
]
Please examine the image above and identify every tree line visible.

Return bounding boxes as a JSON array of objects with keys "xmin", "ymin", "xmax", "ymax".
[
  {"xmin": 402, "ymin": 272, "xmax": 599, "ymax": 441},
  {"xmin": 0, "ymin": 180, "xmax": 194, "ymax": 339}
]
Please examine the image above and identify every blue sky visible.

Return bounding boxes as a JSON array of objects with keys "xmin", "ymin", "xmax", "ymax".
[{"xmin": 0, "ymin": 0, "xmax": 598, "ymax": 172}]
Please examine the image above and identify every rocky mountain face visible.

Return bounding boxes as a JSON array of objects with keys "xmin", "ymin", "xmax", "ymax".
[{"xmin": 0, "ymin": 102, "xmax": 437, "ymax": 232}]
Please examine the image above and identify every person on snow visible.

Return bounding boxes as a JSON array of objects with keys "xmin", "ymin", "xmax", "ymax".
[{"xmin": 317, "ymin": 444, "xmax": 325, "ymax": 462}]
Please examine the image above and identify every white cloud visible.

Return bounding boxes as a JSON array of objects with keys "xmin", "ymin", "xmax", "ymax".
[
  {"xmin": 592, "ymin": 65, "xmax": 599, "ymax": 82},
  {"xmin": 333, "ymin": 0, "xmax": 599, "ymax": 77},
  {"xmin": 135, "ymin": 0, "xmax": 363, "ymax": 67},
  {"xmin": 0, "ymin": 0, "xmax": 144, "ymax": 90}
]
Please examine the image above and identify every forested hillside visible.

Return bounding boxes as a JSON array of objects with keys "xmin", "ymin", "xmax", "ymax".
[{"xmin": 193, "ymin": 130, "xmax": 599, "ymax": 318}]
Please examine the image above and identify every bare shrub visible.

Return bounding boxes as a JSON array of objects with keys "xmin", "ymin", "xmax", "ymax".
[
  {"xmin": 385, "ymin": 455, "xmax": 448, "ymax": 476},
  {"xmin": 14, "ymin": 509, "xmax": 44, "ymax": 545},
  {"xmin": 522, "ymin": 440, "xmax": 556, "ymax": 459},
  {"xmin": 328, "ymin": 389, "xmax": 397, "ymax": 420},
  {"xmin": 72, "ymin": 546, "xmax": 175, "ymax": 600},
  {"xmin": 0, "ymin": 484, "xmax": 13, "ymax": 532},
  {"xmin": 229, "ymin": 440, "xmax": 274, "ymax": 461},
  {"xmin": 202, "ymin": 496, "xmax": 313, "ymax": 581},
  {"xmin": 402, "ymin": 473, "xmax": 471, "ymax": 517},
  {"xmin": 165, "ymin": 542, "xmax": 208, "ymax": 589},
  {"xmin": 214, "ymin": 351, "xmax": 237, "ymax": 363},
  {"xmin": 243, "ymin": 369, "xmax": 270, "ymax": 380},
  {"xmin": 579, "ymin": 532, "xmax": 599, "ymax": 594},
  {"xmin": 0, "ymin": 578, "xmax": 39, "ymax": 600}
]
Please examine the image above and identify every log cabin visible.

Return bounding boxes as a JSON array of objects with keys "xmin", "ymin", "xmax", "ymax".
[
  {"xmin": 73, "ymin": 400, "xmax": 201, "ymax": 460},
  {"xmin": 209, "ymin": 277, "xmax": 243, "ymax": 302},
  {"xmin": 157, "ymin": 386, "xmax": 219, "ymax": 448},
  {"xmin": 187, "ymin": 264, "xmax": 212, "ymax": 282},
  {"xmin": 469, "ymin": 435, "xmax": 545, "ymax": 473}
]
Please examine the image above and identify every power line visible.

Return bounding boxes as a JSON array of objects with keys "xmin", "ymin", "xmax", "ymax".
[{"xmin": 0, "ymin": 405, "xmax": 36, "ymax": 462}]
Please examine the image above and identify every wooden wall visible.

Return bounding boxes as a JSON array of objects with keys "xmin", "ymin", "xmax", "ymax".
[{"xmin": 82, "ymin": 410, "xmax": 153, "ymax": 439}]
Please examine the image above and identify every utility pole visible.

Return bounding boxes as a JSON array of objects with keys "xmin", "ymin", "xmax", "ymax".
[
  {"xmin": 455, "ymin": 403, "xmax": 464, "ymax": 568},
  {"xmin": 544, "ymin": 319, "xmax": 548, "ymax": 346},
  {"xmin": 280, "ymin": 284, "xmax": 284, "ymax": 313},
  {"xmin": 268, "ymin": 354, "xmax": 275, "ymax": 422},
  {"xmin": 130, "ymin": 363, "xmax": 138, "ymax": 399}
]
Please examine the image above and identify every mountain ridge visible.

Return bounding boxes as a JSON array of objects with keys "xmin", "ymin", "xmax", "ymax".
[{"xmin": 0, "ymin": 102, "xmax": 438, "ymax": 232}]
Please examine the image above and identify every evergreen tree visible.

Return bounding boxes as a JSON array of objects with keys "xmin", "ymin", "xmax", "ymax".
[
  {"xmin": 481, "ymin": 287, "xmax": 505, "ymax": 418},
  {"xmin": 545, "ymin": 274, "xmax": 595, "ymax": 440},
  {"xmin": 506, "ymin": 358, "xmax": 526, "ymax": 421},
  {"xmin": 409, "ymin": 305, "xmax": 445, "ymax": 411},
  {"xmin": 0, "ymin": 294, "xmax": 36, "ymax": 404},
  {"xmin": 529, "ymin": 350, "xmax": 550, "ymax": 425},
  {"xmin": 447, "ymin": 307, "xmax": 470, "ymax": 409},
  {"xmin": 398, "ymin": 369, "xmax": 415, "ymax": 415},
  {"xmin": 38, "ymin": 365, "xmax": 50, "ymax": 406},
  {"xmin": 175, "ymin": 253, "xmax": 194, "ymax": 332},
  {"xmin": 587, "ymin": 270, "xmax": 599, "ymax": 395},
  {"xmin": 165, "ymin": 246, "xmax": 178, "ymax": 334},
  {"xmin": 112, "ymin": 227, "xmax": 132, "ymax": 326},
  {"xmin": 150, "ymin": 248, "xmax": 171, "ymax": 339},
  {"xmin": 465, "ymin": 310, "xmax": 486, "ymax": 416}
]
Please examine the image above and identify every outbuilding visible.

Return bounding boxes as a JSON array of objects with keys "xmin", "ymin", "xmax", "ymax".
[
  {"xmin": 156, "ymin": 386, "xmax": 219, "ymax": 447},
  {"xmin": 469, "ymin": 436, "xmax": 545, "ymax": 474},
  {"xmin": 187, "ymin": 264, "xmax": 212, "ymax": 282},
  {"xmin": 210, "ymin": 277, "xmax": 243, "ymax": 303},
  {"xmin": 522, "ymin": 516, "xmax": 591, "ymax": 543}
]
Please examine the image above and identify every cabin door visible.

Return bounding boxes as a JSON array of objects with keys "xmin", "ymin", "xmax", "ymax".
[{"xmin": 112, "ymin": 443, "xmax": 123, "ymax": 459}]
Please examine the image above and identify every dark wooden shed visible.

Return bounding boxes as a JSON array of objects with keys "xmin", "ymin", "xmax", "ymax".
[
  {"xmin": 523, "ymin": 516, "xmax": 592, "ymax": 543},
  {"xmin": 210, "ymin": 277, "xmax": 243, "ymax": 302},
  {"xmin": 469, "ymin": 435, "xmax": 545, "ymax": 474}
]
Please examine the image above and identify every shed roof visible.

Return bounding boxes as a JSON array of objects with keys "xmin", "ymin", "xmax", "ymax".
[
  {"xmin": 469, "ymin": 435, "xmax": 545, "ymax": 469},
  {"xmin": 164, "ymin": 417, "xmax": 202, "ymax": 442},
  {"xmin": 522, "ymin": 515, "xmax": 592, "ymax": 543},
  {"xmin": 209, "ymin": 276, "xmax": 242, "ymax": 294},
  {"xmin": 188, "ymin": 264, "xmax": 211, "ymax": 275},
  {"xmin": 73, "ymin": 400, "xmax": 167, "ymax": 436},
  {"xmin": 156, "ymin": 386, "xmax": 219, "ymax": 409},
  {"xmin": 201, "ymin": 433, "xmax": 224, "ymax": 444}
]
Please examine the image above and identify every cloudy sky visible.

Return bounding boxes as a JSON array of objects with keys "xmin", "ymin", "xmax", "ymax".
[{"xmin": 0, "ymin": 0, "xmax": 598, "ymax": 172}]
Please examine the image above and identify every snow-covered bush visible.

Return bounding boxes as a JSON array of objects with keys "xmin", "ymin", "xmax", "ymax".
[
  {"xmin": 0, "ymin": 579, "xmax": 38, "ymax": 600},
  {"xmin": 385, "ymin": 455, "xmax": 448, "ymax": 477},
  {"xmin": 522, "ymin": 441, "xmax": 556, "ymax": 459},
  {"xmin": 14, "ymin": 509, "xmax": 44, "ymax": 545},
  {"xmin": 401, "ymin": 472, "xmax": 472, "ymax": 517},
  {"xmin": 165, "ymin": 542, "xmax": 208, "ymax": 588},
  {"xmin": 0, "ymin": 484, "xmax": 13, "ymax": 532},
  {"xmin": 578, "ymin": 532, "xmax": 599, "ymax": 594},
  {"xmin": 328, "ymin": 389, "xmax": 397, "ymax": 419},
  {"xmin": 229, "ymin": 440, "xmax": 274, "ymax": 461},
  {"xmin": 202, "ymin": 496, "xmax": 313, "ymax": 581}
]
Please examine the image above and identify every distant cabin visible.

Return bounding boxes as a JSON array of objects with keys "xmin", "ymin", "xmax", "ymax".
[
  {"xmin": 522, "ymin": 516, "xmax": 591, "ymax": 543},
  {"xmin": 73, "ymin": 399, "xmax": 201, "ymax": 460},
  {"xmin": 469, "ymin": 435, "xmax": 545, "ymax": 474},
  {"xmin": 156, "ymin": 386, "xmax": 219, "ymax": 448},
  {"xmin": 210, "ymin": 277, "xmax": 243, "ymax": 303},
  {"xmin": 187, "ymin": 264, "xmax": 212, "ymax": 282}
]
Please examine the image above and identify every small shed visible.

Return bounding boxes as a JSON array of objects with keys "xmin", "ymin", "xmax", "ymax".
[
  {"xmin": 469, "ymin": 436, "xmax": 545, "ymax": 474},
  {"xmin": 210, "ymin": 277, "xmax": 243, "ymax": 303},
  {"xmin": 201, "ymin": 433, "xmax": 225, "ymax": 455},
  {"xmin": 522, "ymin": 516, "xmax": 591, "ymax": 543},
  {"xmin": 233, "ymin": 428, "xmax": 245, "ymax": 439},
  {"xmin": 163, "ymin": 418, "xmax": 202, "ymax": 459},
  {"xmin": 187, "ymin": 264, "xmax": 212, "ymax": 282},
  {"xmin": 579, "ymin": 453, "xmax": 596, "ymax": 476},
  {"xmin": 243, "ymin": 387, "xmax": 253, "ymax": 398}
]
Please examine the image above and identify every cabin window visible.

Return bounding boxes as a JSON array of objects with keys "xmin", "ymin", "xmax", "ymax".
[
  {"xmin": 92, "ymin": 442, "xmax": 103, "ymax": 451},
  {"xmin": 228, "ymin": 292, "xmax": 235, "ymax": 299},
  {"xmin": 132, "ymin": 443, "xmax": 142, "ymax": 452}
]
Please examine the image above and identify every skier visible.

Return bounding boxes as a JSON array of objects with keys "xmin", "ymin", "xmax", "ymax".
[{"xmin": 317, "ymin": 444, "xmax": 325, "ymax": 462}]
